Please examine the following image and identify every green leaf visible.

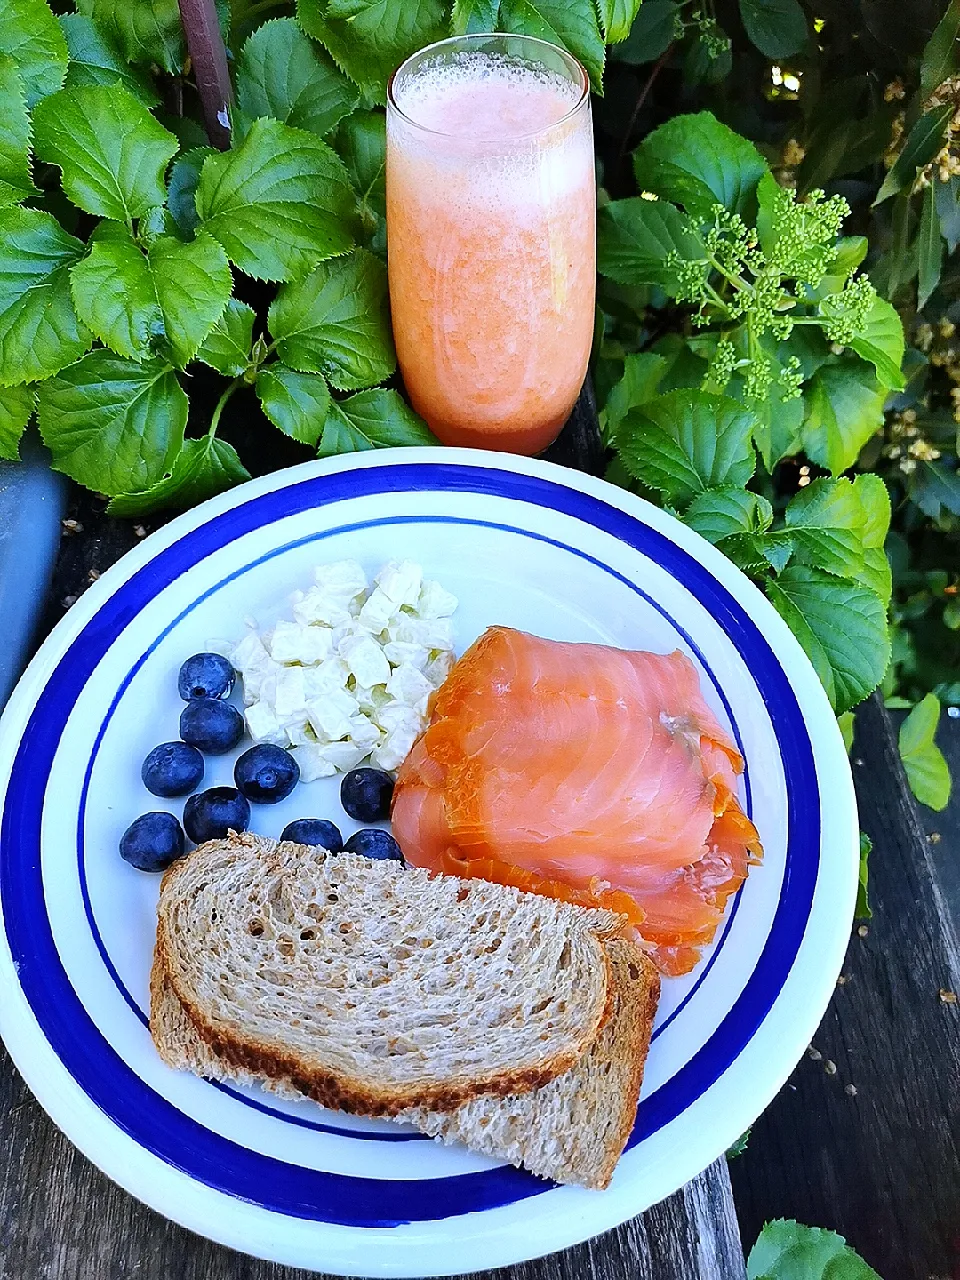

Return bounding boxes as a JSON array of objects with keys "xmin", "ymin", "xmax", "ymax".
[
  {"xmin": 853, "ymin": 473, "xmax": 893, "ymax": 605},
  {"xmin": 602, "ymin": 351, "xmax": 668, "ymax": 438},
  {"xmin": 596, "ymin": 0, "xmax": 643, "ymax": 44},
  {"xmin": 149, "ymin": 232, "xmax": 232, "ymax": 367},
  {"xmin": 917, "ymin": 182, "xmax": 944, "ymax": 310},
  {"xmin": 597, "ymin": 198, "xmax": 706, "ymax": 291},
  {"xmin": 334, "ymin": 110, "xmax": 386, "ymax": 254},
  {"xmin": 874, "ymin": 104, "xmax": 953, "ymax": 205},
  {"xmin": 856, "ymin": 832, "xmax": 872, "ymax": 920},
  {"xmin": 107, "ymin": 435, "xmax": 250, "ymax": 517},
  {"xmin": 0, "ymin": 206, "xmax": 89, "ymax": 385},
  {"xmin": 802, "ymin": 360, "xmax": 888, "ymax": 475},
  {"xmin": 738, "ymin": 0, "xmax": 807, "ymax": 58},
  {"xmin": 0, "ymin": 383, "xmax": 34, "ymax": 460},
  {"xmin": 256, "ymin": 365, "xmax": 331, "ymax": 445},
  {"xmin": 633, "ymin": 112, "xmax": 767, "ymax": 219},
  {"xmin": 766, "ymin": 567, "xmax": 890, "ymax": 714},
  {"xmin": 838, "ymin": 710, "xmax": 855, "ymax": 753},
  {"xmin": 237, "ymin": 18, "xmax": 359, "ymax": 138},
  {"xmin": 318, "ymin": 387, "xmax": 436, "ymax": 455},
  {"xmin": 37, "ymin": 352, "xmax": 187, "ymax": 494},
  {"xmin": 617, "ymin": 391, "xmax": 757, "ymax": 506},
  {"xmin": 69, "ymin": 227, "xmax": 161, "ymax": 361},
  {"xmin": 297, "ymin": 0, "xmax": 447, "ymax": 103},
  {"xmin": 167, "ymin": 147, "xmax": 216, "ymax": 238},
  {"xmin": 785, "ymin": 476, "xmax": 891, "ymax": 604},
  {"xmin": 725, "ymin": 1129, "xmax": 751, "ymax": 1160},
  {"xmin": 196, "ymin": 298, "xmax": 256, "ymax": 377},
  {"xmin": 497, "ymin": 0, "xmax": 605, "ymax": 92},
  {"xmin": 748, "ymin": 1217, "xmax": 879, "ymax": 1278},
  {"xmin": 615, "ymin": 0, "xmax": 679, "ymax": 63},
  {"xmin": 0, "ymin": 0, "xmax": 68, "ymax": 109},
  {"xmin": 899, "ymin": 693, "xmax": 952, "ymax": 810},
  {"xmin": 935, "ymin": 174, "xmax": 960, "ymax": 253},
  {"xmin": 77, "ymin": 0, "xmax": 185, "ymax": 75},
  {"xmin": 909, "ymin": 460, "xmax": 960, "ymax": 522},
  {"xmin": 750, "ymin": 387, "xmax": 805, "ymax": 472},
  {"xmin": 451, "ymin": 0, "xmax": 502, "ymax": 34},
  {"xmin": 33, "ymin": 84, "xmax": 178, "ymax": 223},
  {"xmin": 59, "ymin": 14, "xmax": 159, "ymax": 106},
  {"xmin": 0, "ymin": 55, "xmax": 36, "ymax": 206},
  {"xmin": 196, "ymin": 117, "xmax": 357, "ymax": 282},
  {"xmin": 836, "ymin": 295, "xmax": 906, "ymax": 390},
  {"xmin": 268, "ymin": 249, "xmax": 395, "ymax": 390},
  {"xmin": 684, "ymin": 487, "xmax": 773, "ymax": 543},
  {"xmin": 920, "ymin": 0, "xmax": 960, "ymax": 100}
]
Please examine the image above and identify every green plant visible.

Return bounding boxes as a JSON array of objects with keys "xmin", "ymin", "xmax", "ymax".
[{"xmin": 748, "ymin": 1219, "xmax": 882, "ymax": 1279}]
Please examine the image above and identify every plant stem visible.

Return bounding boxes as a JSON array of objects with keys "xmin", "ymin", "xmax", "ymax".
[
  {"xmin": 177, "ymin": 0, "xmax": 232, "ymax": 150},
  {"xmin": 617, "ymin": 43, "xmax": 675, "ymax": 167},
  {"xmin": 209, "ymin": 377, "xmax": 243, "ymax": 437}
]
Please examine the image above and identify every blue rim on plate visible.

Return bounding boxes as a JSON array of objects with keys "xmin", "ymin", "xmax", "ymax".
[{"xmin": 0, "ymin": 462, "xmax": 818, "ymax": 1229}]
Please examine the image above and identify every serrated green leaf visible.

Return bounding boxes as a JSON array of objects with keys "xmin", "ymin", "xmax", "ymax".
[
  {"xmin": 297, "ymin": 0, "xmax": 447, "ymax": 103},
  {"xmin": 196, "ymin": 298, "xmax": 256, "ymax": 376},
  {"xmin": 69, "ymin": 228, "xmax": 161, "ymax": 361},
  {"xmin": 786, "ymin": 478, "xmax": 869, "ymax": 580},
  {"xmin": 917, "ymin": 182, "xmax": 944, "ymax": 310},
  {"xmin": 597, "ymin": 198, "xmax": 706, "ymax": 291},
  {"xmin": 318, "ymin": 387, "xmax": 436, "ymax": 455},
  {"xmin": 633, "ymin": 112, "xmax": 767, "ymax": 219},
  {"xmin": 838, "ymin": 710, "xmax": 855, "ymax": 753},
  {"xmin": 618, "ymin": 391, "xmax": 757, "ymax": 506},
  {"xmin": 899, "ymin": 693, "xmax": 952, "ymax": 810},
  {"xmin": 0, "ymin": 383, "xmax": 34, "ymax": 460},
  {"xmin": 602, "ymin": 351, "xmax": 668, "ymax": 438},
  {"xmin": 874, "ymin": 104, "xmax": 953, "ymax": 205},
  {"xmin": 840, "ymin": 295, "xmax": 906, "ymax": 389},
  {"xmin": 766, "ymin": 567, "xmax": 889, "ymax": 714},
  {"xmin": 738, "ymin": 0, "xmax": 807, "ymax": 58},
  {"xmin": 748, "ymin": 1219, "xmax": 883, "ymax": 1279},
  {"xmin": 196, "ymin": 117, "xmax": 357, "ymax": 282},
  {"xmin": 334, "ymin": 110, "xmax": 386, "ymax": 254},
  {"xmin": 921, "ymin": 0, "xmax": 960, "ymax": 100},
  {"xmin": 33, "ymin": 84, "xmax": 179, "ymax": 223},
  {"xmin": 684, "ymin": 487, "xmax": 773, "ymax": 543},
  {"xmin": 0, "ymin": 0, "xmax": 68, "ymax": 109},
  {"xmin": 935, "ymin": 173, "xmax": 960, "ymax": 253},
  {"xmin": 802, "ymin": 360, "xmax": 888, "ymax": 475},
  {"xmin": 726, "ymin": 1129, "xmax": 751, "ymax": 1160},
  {"xmin": 451, "ymin": 0, "xmax": 501, "ymax": 32},
  {"xmin": 615, "ymin": 0, "xmax": 679, "ymax": 63},
  {"xmin": 77, "ymin": 0, "xmax": 184, "ymax": 75},
  {"xmin": 856, "ymin": 831, "xmax": 872, "ymax": 919},
  {"xmin": 0, "ymin": 206, "xmax": 89, "ymax": 386},
  {"xmin": 167, "ymin": 147, "xmax": 216, "ymax": 238},
  {"xmin": 107, "ymin": 435, "xmax": 250, "ymax": 517},
  {"xmin": 149, "ymin": 232, "xmax": 232, "ymax": 367},
  {"xmin": 0, "ymin": 55, "xmax": 36, "ymax": 205},
  {"xmin": 256, "ymin": 364, "xmax": 331, "ymax": 445},
  {"xmin": 498, "ymin": 0, "xmax": 604, "ymax": 91},
  {"xmin": 597, "ymin": 0, "xmax": 642, "ymax": 43},
  {"xmin": 37, "ymin": 352, "xmax": 187, "ymax": 494},
  {"xmin": 237, "ymin": 18, "xmax": 359, "ymax": 139},
  {"xmin": 269, "ymin": 248, "xmax": 394, "ymax": 389},
  {"xmin": 59, "ymin": 14, "xmax": 159, "ymax": 106},
  {"xmin": 750, "ymin": 387, "xmax": 805, "ymax": 472},
  {"xmin": 909, "ymin": 459, "xmax": 960, "ymax": 523}
]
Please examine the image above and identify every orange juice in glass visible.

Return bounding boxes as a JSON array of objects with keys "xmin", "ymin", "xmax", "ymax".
[{"xmin": 386, "ymin": 34, "xmax": 595, "ymax": 455}]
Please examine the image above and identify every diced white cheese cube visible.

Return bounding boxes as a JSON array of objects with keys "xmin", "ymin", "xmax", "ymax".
[
  {"xmin": 293, "ymin": 586, "xmax": 353, "ymax": 627},
  {"xmin": 286, "ymin": 719, "xmax": 318, "ymax": 746},
  {"xmin": 357, "ymin": 586, "xmax": 399, "ymax": 634},
  {"xmin": 274, "ymin": 665, "xmax": 307, "ymax": 720},
  {"xmin": 313, "ymin": 559, "xmax": 368, "ymax": 601},
  {"xmin": 417, "ymin": 579, "xmax": 458, "ymax": 619},
  {"xmin": 353, "ymin": 684, "xmax": 391, "ymax": 715},
  {"xmin": 386, "ymin": 663, "xmax": 433, "ymax": 708},
  {"xmin": 339, "ymin": 631, "xmax": 391, "ymax": 688},
  {"xmin": 295, "ymin": 744, "xmax": 338, "ymax": 782},
  {"xmin": 383, "ymin": 640, "xmax": 430, "ymax": 671},
  {"xmin": 204, "ymin": 637, "xmax": 235, "ymax": 658},
  {"xmin": 376, "ymin": 699, "xmax": 421, "ymax": 734},
  {"xmin": 268, "ymin": 620, "xmax": 333, "ymax": 665},
  {"xmin": 245, "ymin": 700, "xmax": 289, "ymax": 746},
  {"xmin": 389, "ymin": 616, "xmax": 455, "ymax": 651},
  {"xmin": 317, "ymin": 739, "xmax": 368, "ymax": 772},
  {"xmin": 424, "ymin": 649, "xmax": 457, "ymax": 688},
  {"xmin": 371, "ymin": 725, "xmax": 419, "ymax": 771},
  {"xmin": 376, "ymin": 559, "xmax": 423, "ymax": 607},
  {"xmin": 231, "ymin": 629, "xmax": 270, "ymax": 671},
  {"xmin": 306, "ymin": 688, "xmax": 358, "ymax": 742},
  {"xmin": 302, "ymin": 658, "xmax": 350, "ymax": 699},
  {"xmin": 347, "ymin": 713, "xmax": 382, "ymax": 753}
]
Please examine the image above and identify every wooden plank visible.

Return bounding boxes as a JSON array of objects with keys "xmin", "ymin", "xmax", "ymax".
[{"xmin": 729, "ymin": 694, "xmax": 960, "ymax": 1278}]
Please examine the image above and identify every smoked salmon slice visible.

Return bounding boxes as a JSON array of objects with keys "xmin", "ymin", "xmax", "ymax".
[{"xmin": 392, "ymin": 627, "xmax": 762, "ymax": 977}]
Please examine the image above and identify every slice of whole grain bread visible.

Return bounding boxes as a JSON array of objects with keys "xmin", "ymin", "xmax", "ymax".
[
  {"xmin": 152, "ymin": 833, "xmax": 621, "ymax": 1116},
  {"xmin": 151, "ymin": 936, "xmax": 658, "ymax": 1189}
]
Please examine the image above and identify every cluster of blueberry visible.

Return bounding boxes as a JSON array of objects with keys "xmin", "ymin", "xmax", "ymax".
[{"xmin": 119, "ymin": 652, "xmax": 403, "ymax": 873}]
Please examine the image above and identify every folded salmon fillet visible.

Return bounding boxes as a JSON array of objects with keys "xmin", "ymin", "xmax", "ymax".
[{"xmin": 392, "ymin": 627, "xmax": 762, "ymax": 975}]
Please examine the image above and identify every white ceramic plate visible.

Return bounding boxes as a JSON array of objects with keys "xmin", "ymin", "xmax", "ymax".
[{"xmin": 0, "ymin": 449, "xmax": 857, "ymax": 1276}]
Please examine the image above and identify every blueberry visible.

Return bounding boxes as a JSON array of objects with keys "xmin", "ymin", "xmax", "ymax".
[
  {"xmin": 180, "ymin": 698, "xmax": 244, "ymax": 754},
  {"xmin": 178, "ymin": 652, "xmax": 236, "ymax": 701},
  {"xmin": 141, "ymin": 741, "xmax": 204, "ymax": 798},
  {"xmin": 343, "ymin": 828, "xmax": 404, "ymax": 862},
  {"xmin": 119, "ymin": 811, "xmax": 185, "ymax": 872},
  {"xmin": 183, "ymin": 787, "xmax": 251, "ymax": 843},
  {"xmin": 234, "ymin": 744, "xmax": 300, "ymax": 804},
  {"xmin": 340, "ymin": 768, "xmax": 394, "ymax": 823},
  {"xmin": 280, "ymin": 818, "xmax": 343, "ymax": 850}
]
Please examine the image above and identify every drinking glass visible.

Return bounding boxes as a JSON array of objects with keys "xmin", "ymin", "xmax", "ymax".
[{"xmin": 386, "ymin": 33, "xmax": 595, "ymax": 455}]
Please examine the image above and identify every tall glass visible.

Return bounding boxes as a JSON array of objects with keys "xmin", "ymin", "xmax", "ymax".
[{"xmin": 386, "ymin": 34, "xmax": 595, "ymax": 455}]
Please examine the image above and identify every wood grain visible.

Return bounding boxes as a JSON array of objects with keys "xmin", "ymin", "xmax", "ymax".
[{"xmin": 730, "ymin": 695, "xmax": 960, "ymax": 1279}]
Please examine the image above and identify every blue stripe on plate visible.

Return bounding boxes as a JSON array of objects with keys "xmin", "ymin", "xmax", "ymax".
[{"xmin": 0, "ymin": 464, "xmax": 819, "ymax": 1226}]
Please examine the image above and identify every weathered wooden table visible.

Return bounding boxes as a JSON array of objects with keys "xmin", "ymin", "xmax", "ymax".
[{"xmin": 1, "ymin": 395, "xmax": 957, "ymax": 1279}]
